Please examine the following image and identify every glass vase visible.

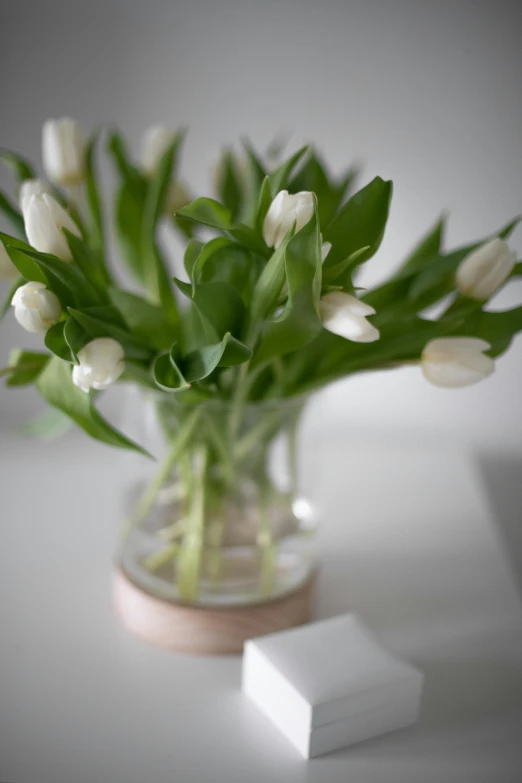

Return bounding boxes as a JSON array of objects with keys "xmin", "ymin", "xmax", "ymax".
[{"xmin": 116, "ymin": 388, "xmax": 319, "ymax": 608}]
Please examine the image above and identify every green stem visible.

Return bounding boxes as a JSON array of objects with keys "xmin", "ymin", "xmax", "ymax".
[
  {"xmin": 177, "ymin": 444, "xmax": 208, "ymax": 600},
  {"xmin": 143, "ymin": 543, "xmax": 179, "ymax": 573},
  {"xmin": 257, "ymin": 458, "xmax": 276, "ymax": 597},
  {"xmin": 119, "ymin": 408, "xmax": 201, "ymax": 543},
  {"xmin": 233, "ymin": 408, "xmax": 284, "ymax": 462}
]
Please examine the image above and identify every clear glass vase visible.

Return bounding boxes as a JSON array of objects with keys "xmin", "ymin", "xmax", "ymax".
[{"xmin": 116, "ymin": 388, "xmax": 319, "ymax": 607}]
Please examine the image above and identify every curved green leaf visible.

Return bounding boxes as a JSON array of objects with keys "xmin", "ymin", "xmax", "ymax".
[
  {"xmin": 323, "ymin": 177, "xmax": 393, "ymax": 274},
  {"xmin": 45, "ymin": 322, "xmax": 74, "ymax": 362},
  {"xmin": 153, "ymin": 350, "xmax": 190, "ymax": 392},
  {"xmin": 108, "ymin": 288, "xmax": 177, "ymax": 350},
  {"xmin": 178, "ymin": 198, "xmax": 233, "ymax": 230},
  {"xmin": 36, "ymin": 355, "xmax": 149, "ymax": 455},
  {"xmin": 190, "ymin": 237, "xmax": 235, "ymax": 293},
  {"xmin": 175, "ymin": 278, "xmax": 246, "ymax": 339},
  {"xmin": 0, "ymin": 233, "xmax": 48, "ymax": 283},
  {"xmin": 68, "ymin": 306, "xmax": 153, "ymax": 360},
  {"xmin": 4, "ymin": 349, "xmax": 49, "ymax": 387},
  {"xmin": 85, "ymin": 131, "xmax": 105, "ymax": 257}
]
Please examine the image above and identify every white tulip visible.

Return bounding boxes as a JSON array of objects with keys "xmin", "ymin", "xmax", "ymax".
[
  {"xmin": 11, "ymin": 281, "xmax": 61, "ymax": 333},
  {"xmin": 0, "ymin": 243, "xmax": 18, "ymax": 280},
  {"xmin": 456, "ymin": 238, "xmax": 516, "ymax": 300},
  {"xmin": 319, "ymin": 292, "xmax": 380, "ymax": 343},
  {"xmin": 141, "ymin": 125, "xmax": 175, "ymax": 176},
  {"xmin": 421, "ymin": 337, "xmax": 494, "ymax": 388},
  {"xmin": 72, "ymin": 338, "xmax": 125, "ymax": 392},
  {"xmin": 23, "ymin": 193, "xmax": 80, "ymax": 262},
  {"xmin": 263, "ymin": 190, "xmax": 314, "ymax": 249},
  {"xmin": 42, "ymin": 118, "xmax": 86, "ymax": 186},
  {"xmin": 19, "ymin": 178, "xmax": 52, "ymax": 214}
]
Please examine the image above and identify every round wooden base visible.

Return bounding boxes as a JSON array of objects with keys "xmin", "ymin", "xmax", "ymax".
[{"xmin": 113, "ymin": 568, "xmax": 316, "ymax": 655}]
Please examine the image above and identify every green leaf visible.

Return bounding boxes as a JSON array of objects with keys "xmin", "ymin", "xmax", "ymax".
[
  {"xmin": 0, "ymin": 149, "xmax": 36, "ymax": 183},
  {"xmin": 120, "ymin": 359, "xmax": 156, "ymax": 389},
  {"xmin": 154, "ymin": 332, "xmax": 252, "ymax": 393},
  {"xmin": 183, "ymin": 239, "xmax": 204, "ymax": 277},
  {"xmin": 4, "ymin": 349, "xmax": 49, "ymax": 386},
  {"xmin": 114, "ymin": 177, "xmax": 148, "ymax": 285},
  {"xmin": 85, "ymin": 131, "xmax": 105, "ymax": 256},
  {"xmin": 64, "ymin": 316, "xmax": 90, "ymax": 361},
  {"xmin": 141, "ymin": 135, "xmax": 182, "ymax": 314},
  {"xmin": 0, "ymin": 237, "xmax": 48, "ymax": 284},
  {"xmin": 238, "ymin": 139, "xmax": 267, "ymax": 225},
  {"xmin": 190, "ymin": 237, "xmax": 235, "ymax": 294},
  {"xmin": 107, "ymin": 131, "xmax": 142, "ymax": 183},
  {"xmin": 216, "ymin": 149, "xmax": 243, "ymax": 221},
  {"xmin": 323, "ymin": 177, "xmax": 393, "ymax": 274},
  {"xmin": 268, "ymin": 146, "xmax": 309, "ymax": 197},
  {"xmin": 241, "ymin": 140, "xmax": 266, "ymax": 186},
  {"xmin": 178, "ymin": 197, "xmax": 267, "ymax": 256},
  {"xmin": 178, "ymin": 198, "xmax": 233, "ymax": 230},
  {"xmin": 45, "ymin": 321, "xmax": 74, "ymax": 362},
  {"xmin": 108, "ymin": 287, "xmax": 177, "ymax": 350},
  {"xmin": 197, "ymin": 243, "xmax": 259, "ymax": 301},
  {"xmin": 64, "ymin": 229, "xmax": 109, "ymax": 292},
  {"xmin": 393, "ymin": 214, "xmax": 446, "ymax": 278},
  {"xmin": 181, "ymin": 332, "xmax": 251, "ymax": 381},
  {"xmin": 0, "ymin": 191, "xmax": 25, "ymax": 236},
  {"xmin": 254, "ymin": 176, "xmax": 273, "ymax": 234},
  {"xmin": 67, "ymin": 307, "xmax": 153, "ymax": 360},
  {"xmin": 153, "ymin": 349, "xmax": 190, "ymax": 392},
  {"xmin": 450, "ymin": 306, "xmax": 522, "ymax": 357},
  {"xmin": 247, "ymin": 229, "xmax": 294, "ymax": 335},
  {"xmin": 175, "ymin": 278, "xmax": 246, "ymax": 339},
  {"xmin": 498, "ymin": 216, "xmax": 521, "ymax": 240},
  {"xmin": 11, "ymin": 245, "xmax": 101, "ymax": 308},
  {"xmin": 44, "ymin": 318, "xmax": 90, "ymax": 363},
  {"xmin": 289, "ymin": 152, "xmax": 354, "ymax": 228},
  {"xmin": 322, "ymin": 246, "xmax": 371, "ymax": 287},
  {"xmin": 253, "ymin": 198, "xmax": 322, "ymax": 364},
  {"xmin": 36, "ymin": 356, "xmax": 149, "ymax": 455}
]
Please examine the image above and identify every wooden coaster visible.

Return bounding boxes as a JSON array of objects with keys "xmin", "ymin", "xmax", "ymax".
[{"xmin": 113, "ymin": 568, "xmax": 316, "ymax": 656}]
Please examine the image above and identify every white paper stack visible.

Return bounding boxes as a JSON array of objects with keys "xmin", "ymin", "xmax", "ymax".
[{"xmin": 242, "ymin": 613, "xmax": 424, "ymax": 758}]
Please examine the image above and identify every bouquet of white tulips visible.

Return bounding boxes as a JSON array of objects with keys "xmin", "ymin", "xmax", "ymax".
[{"xmin": 1, "ymin": 118, "xmax": 521, "ymax": 599}]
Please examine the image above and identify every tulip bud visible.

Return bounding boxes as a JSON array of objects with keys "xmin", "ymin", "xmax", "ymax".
[
  {"xmin": 72, "ymin": 338, "xmax": 125, "ymax": 392},
  {"xmin": 456, "ymin": 238, "xmax": 516, "ymax": 300},
  {"xmin": 42, "ymin": 118, "xmax": 86, "ymax": 186},
  {"xmin": 0, "ymin": 243, "xmax": 18, "ymax": 280},
  {"xmin": 141, "ymin": 125, "xmax": 175, "ymax": 176},
  {"xmin": 23, "ymin": 193, "xmax": 80, "ymax": 262},
  {"xmin": 11, "ymin": 281, "xmax": 61, "ymax": 333},
  {"xmin": 19, "ymin": 178, "xmax": 52, "ymax": 214},
  {"xmin": 319, "ymin": 292, "xmax": 380, "ymax": 343},
  {"xmin": 421, "ymin": 337, "xmax": 494, "ymax": 388},
  {"xmin": 263, "ymin": 190, "xmax": 314, "ymax": 249},
  {"xmin": 168, "ymin": 180, "xmax": 191, "ymax": 215}
]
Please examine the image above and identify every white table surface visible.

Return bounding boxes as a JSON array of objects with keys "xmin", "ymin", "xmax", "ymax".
[{"xmin": 1, "ymin": 431, "xmax": 522, "ymax": 783}]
